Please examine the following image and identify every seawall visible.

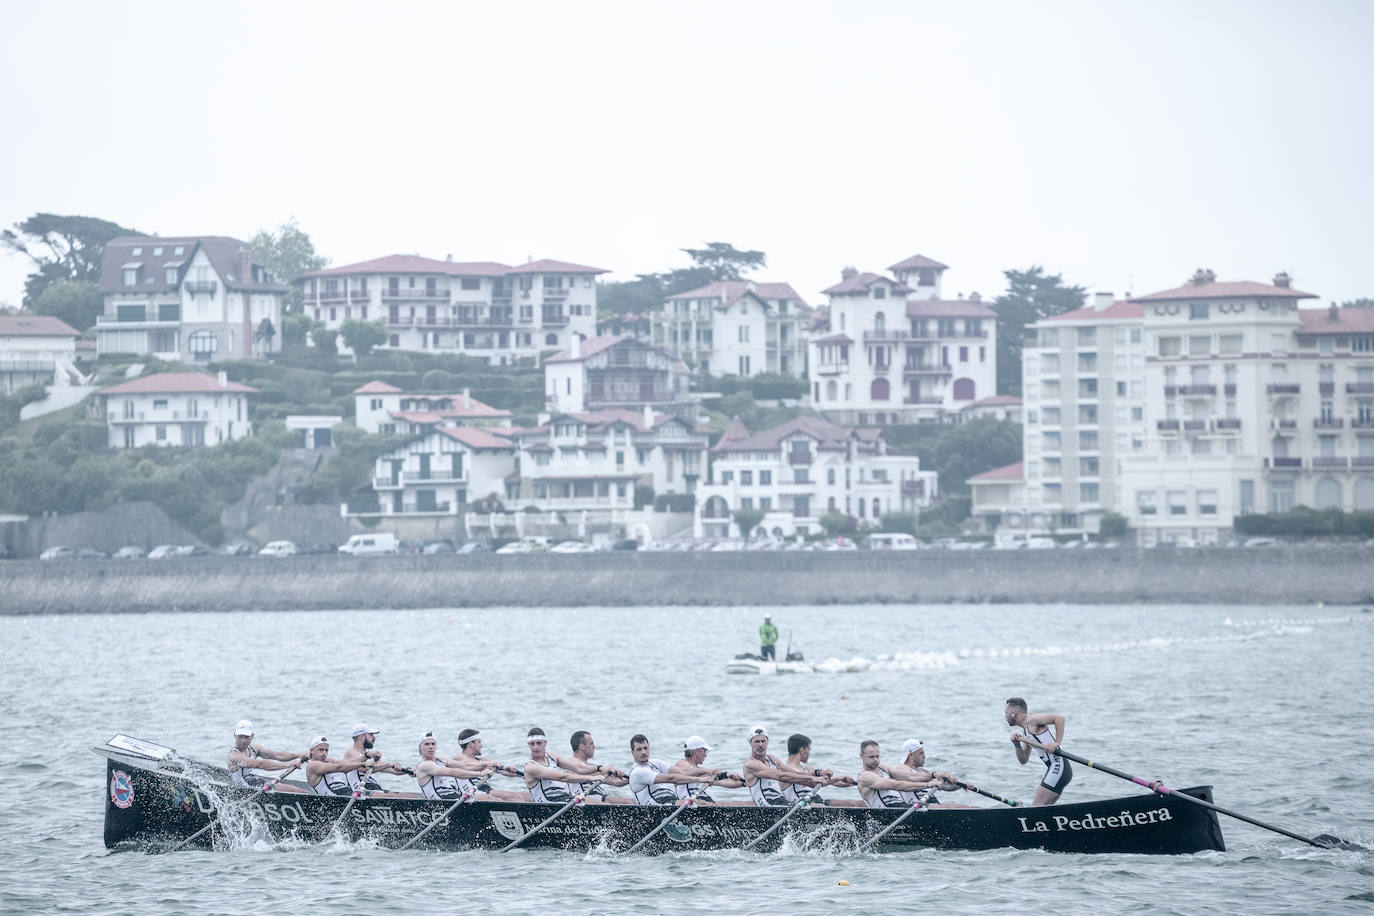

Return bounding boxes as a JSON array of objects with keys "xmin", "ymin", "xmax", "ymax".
[{"xmin": 2, "ymin": 547, "xmax": 1370, "ymax": 614}]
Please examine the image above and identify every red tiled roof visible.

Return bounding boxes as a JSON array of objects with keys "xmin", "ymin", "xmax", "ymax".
[
  {"xmin": 545, "ymin": 335, "xmax": 628, "ymax": 364},
  {"xmin": 1047, "ymin": 301, "xmax": 1144, "ymax": 322},
  {"xmin": 390, "ymin": 410, "xmax": 445, "ymax": 425},
  {"xmin": 437, "ymin": 426, "xmax": 517, "ymax": 449},
  {"xmin": 718, "ymin": 416, "xmax": 750, "ymax": 447},
  {"xmin": 888, "ymin": 254, "xmax": 949, "ymax": 272},
  {"xmin": 822, "ymin": 272, "xmax": 911, "ymax": 297},
  {"xmin": 1131, "ymin": 280, "xmax": 1317, "ymax": 302},
  {"xmin": 1296, "ymin": 306, "xmax": 1374, "ymax": 335},
  {"xmin": 353, "ymin": 380, "xmax": 402, "ymax": 394},
  {"xmin": 968, "ymin": 461, "xmax": 1024, "ymax": 482},
  {"xmin": 303, "ymin": 255, "xmax": 511, "ymax": 278},
  {"xmin": 0, "ymin": 315, "xmax": 79, "ymax": 337},
  {"xmin": 906, "ymin": 299, "xmax": 996, "ymax": 319},
  {"xmin": 666, "ymin": 280, "xmax": 808, "ymax": 310},
  {"xmin": 506, "ymin": 259, "xmax": 608, "ymax": 275},
  {"xmin": 711, "ymin": 415, "xmax": 864, "ymax": 453},
  {"xmin": 99, "ymin": 372, "xmax": 258, "ymax": 395},
  {"xmin": 101, "ymin": 236, "xmax": 287, "ymax": 293},
  {"xmin": 395, "ymin": 393, "xmax": 510, "ymax": 418}
]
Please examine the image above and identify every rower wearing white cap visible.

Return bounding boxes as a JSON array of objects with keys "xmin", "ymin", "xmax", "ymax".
[
  {"xmin": 857, "ymin": 739, "xmax": 949, "ymax": 809},
  {"xmin": 227, "ymin": 720, "xmax": 302, "ymax": 790},
  {"xmin": 523, "ymin": 727, "xmax": 616, "ymax": 804},
  {"xmin": 415, "ymin": 732, "xmax": 495, "ymax": 801},
  {"xmin": 453, "ymin": 729, "xmax": 531, "ymax": 802},
  {"xmin": 341, "ymin": 723, "xmax": 409, "ymax": 795},
  {"xmin": 779, "ymin": 734, "xmax": 862, "ymax": 808},
  {"xmin": 887, "ymin": 739, "xmax": 967, "ymax": 807},
  {"xmin": 305, "ymin": 736, "xmax": 367, "ymax": 797},
  {"xmin": 742, "ymin": 725, "xmax": 828, "ymax": 807},
  {"xmin": 669, "ymin": 736, "xmax": 745, "ymax": 804}
]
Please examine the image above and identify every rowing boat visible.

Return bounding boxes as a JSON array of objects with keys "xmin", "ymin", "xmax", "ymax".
[{"xmin": 96, "ymin": 736, "xmax": 1225, "ymax": 855}]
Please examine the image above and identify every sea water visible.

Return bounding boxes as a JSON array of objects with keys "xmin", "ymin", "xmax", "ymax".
[{"xmin": 1, "ymin": 604, "xmax": 1371, "ymax": 914}]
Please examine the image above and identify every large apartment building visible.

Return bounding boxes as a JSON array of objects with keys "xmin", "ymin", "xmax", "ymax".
[
  {"xmin": 650, "ymin": 280, "xmax": 809, "ymax": 378},
  {"xmin": 97, "ymin": 236, "xmax": 286, "ymax": 362},
  {"xmin": 298, "ymin": 255, "xmax": 604, "ymax": 364},
  {"xmin": 809, "ymin": 255, "xmax": 997, "ymax": 424}
]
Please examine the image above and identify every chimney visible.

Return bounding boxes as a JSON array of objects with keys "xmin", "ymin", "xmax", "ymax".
[
  {"xmin": 1094, "ymin": 291, "xmax": 1115, "ymax": 312},
  {"xmin": 217, "ymin": 370, "xmax": 228, "ymax": 388},
  {"xmin": 968, "ymin": 291, "xmax": 981, "ymax": 303},
  {"xmin": 446, "ymin": 253, "xmax": 454, "ymax": 262},
  {"xmin": 841, "ymin": 266, "xmax": 858, "ymax": 282},
  {"xmin": 1328, "ymin": 303, "xmax": 1339, "ymax": 322},
  {"xmin": 570, "ymin": 335, "xmax": 581, "ymax": 358},
  {"xmin": 238, "ymin": 247, "xmax": 252, "ymax": 285},
  {"xmin": 1273, "ymin": 271, "xmax": 1292, "ymax": 289},
  {"xmin": 643, "ymin": 403, "xmax": 654, "ymax": 429},
  {"xmin": 463, "ymin": 387, "xmax": 471, "ymax": 408},
  {"xmin": 1190, "ymin": 268, "xmax": 1216, "ymax": 287}
]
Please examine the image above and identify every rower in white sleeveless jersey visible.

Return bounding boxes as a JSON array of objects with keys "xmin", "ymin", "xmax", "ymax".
[
  {"xmin": 628, "ymin": 735, "xmax": 698, "ymax": 805},
  {"xmin": 522, "ymin": 727, "xmax": 615, "ymax": 804},
  {"xmin": 305, "ymin": 736, "xmax": 367, "ymax": 797},
  {"xmin": 566, "ymin": 730, "xmax": 633, "ymax": 804},
  {"xmin": 227, "ymin": 719, "xmax": 302, "ymax": 790},
  {"xmin": 415, "ymin": 732, "xmax": 495, "ymax": 800},
  {"xmin": 857, "ymin": 739, "xmax": 945, "ymax": 808},
  {"xmin": 451, "ymin": 729, "xmax": 531, "ymax": 802},
  {"xmin": 668, "ymin": 736, "xmax": 745, "ymax": 805},
  {"xmin": 1004, "ymin": 697, "xmax": 1071, "ymax": 806},
  {"xmin": 779, "ymin": 733, "xmax": 862, "ymax": 808},
  {"xmin": 742, "ymin": 725, "xmax": 828, "ymax": 807},
  {"xmin": 341, "ymin": 723, "xmax": 411, "ymax": 798},
  {"xmin": 887, "ymin": 738, "xmax": 971, "ymax": 808}
]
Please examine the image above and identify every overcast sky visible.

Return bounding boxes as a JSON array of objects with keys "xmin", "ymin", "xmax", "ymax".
[{"xmin": 3, "ymin": 0, "xmax": 1370, "ymax": 309}]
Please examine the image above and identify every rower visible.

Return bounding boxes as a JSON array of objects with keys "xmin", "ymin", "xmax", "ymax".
[
  {"xmin": 567, "ymin": 730, "xmax": 633, "ymax": 804},
  {"xmin": 742, "ymin": 725, "xmax": 827, "ymax": 807},
  {"xmin": 779, "ymin": 733, "xmax": 862, "ymax": 808},
  {"xmin": 452, "ymin": 729, "xmax": 531, "ymax": 802},
  {"xmin": 523, "ymin": 727, "xmax": 613, "ymax": 804},
  {"xmin": 305, "ymin": 736, "xmax": 366, "ymax": 797},
  {"xmin": 341, "ymin": 723, "xmax": 411, "ymax": 797},
  {"xmin": 887, "ymin": 739, "xmax": 969, "ymax": 808},
  {"xmin": 668, "ymin": 736, "xmax": 745, "ymax": 805},
  {"xmin": 227, "ymin": 719, "xmax": 302, "ymax": 789},
  {"xmin": 628, "ymin": 735, "xmax": 698, "ymax": 805},
  {"xmin": 857, "ymin": 739, "xmax": 946, "ymax": 809},
  {"xmin": 1005, "ymin": 697, "xmax": 1071, "ymax": 806},
  {"xmin": 414, "ymin": 732, "xmax": 494, "ymax": 801}
]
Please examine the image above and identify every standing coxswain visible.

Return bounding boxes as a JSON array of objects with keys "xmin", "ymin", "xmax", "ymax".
[
  {"xmin": 742, "ymin": 725, "xmax": 828, "ymax": 806},
  {"xmin": 1005, "ymin": 697, "xmax": 1070, "ymax": 806},
  {"xmin": 341, "ymin": 723, "xmax": 411, "ymax": 798},
  {"xmin": 227, "ymin": 720, "xmax": 302, "ymax": 789},
  {"xmin": 668, "ymin": 736, "xmax": 745, "ymax": 805},
  {"xmin": 523, "ymin": 727, "xmax": 616, "ymax": 803},
  {"xmin": 779, "ymin": 734, "xmax": 862, "ymax": 807},
  {"xmin": 857, "ymin": 739, "xmax": 946, "ymax": 808},
  {"xmin": 415, "ymin": 732, "xmax": 494, "ymax": 800},
  {"xmin": 305, "ymin": 736, "xmax": 367, "ymax": 796},
  {"xmin": 452, "ymin": 729, "xmax": 531, "ymax": 802}
]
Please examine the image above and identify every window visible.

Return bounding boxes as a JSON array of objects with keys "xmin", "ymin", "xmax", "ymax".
[
  {"xmin": 721, "ymin": 471, "xmax": 733, "ymax": 484},
  {"xmin": 827, "ymin": 468, "xmax": 835, "ymax": 485},
  {"xmin": 1080, "ymin": 483, "xmax": 1099, "ymax": 503},
  {"xmin": 1078, "ymin": 404, "xmax": 1098, "ymax": 424},
  {"xmin": 738, "ymin": 355, "xmax": 751, "ymax": 375},
  {"xmin": 1116, "ymin": 381, "xmax": 1127, "ymax": 396},
  {"xmin": 1137, "ymin": 492, "xmax": 1157, "ymax": 515},
  {"xmin": 1077, "ymin": 327, "xmax": 1097, "ymax": 346},
  {"xmin": 1168, "ymin": 491, "xmax": 1187, "ymax": 516},
  {"xmin": 741, "ymin": 470, "xmax": 753, "ymax": 485},
  {"xmin": 1043, "ymin": 483, "xmax": 1061, "ymax": 503},
  {"xmin": 1038, "ymin": 328, "xmax": 1059, "ymax": 347},
  {"xmin": 1042, "ymin": 431, "xmax": 1060, "ymax": 451},
  {"xmin": 1040, "ymin": 353, "xmax": 1059, "ymax": 373},
  {"xmin": 1078, "ymin": 378, "xmax": 1098, "ymax": 398},
  {"xmin": 1131, "ymin": 406, "xmax": 1144, "ymax": 421},
  {"xmin": 1043, "ymin": 407, "xmax": 1060, "ymax": 425},
  {"xmin": 155, "ymin": 425, "xmax": 166, "ymax": 441},
  {"xmin": 740, "ymin": 497, "xmax": 753, "ymax": 509},
  {"xmin": 461, "ymin": 278, "xmax": 480, "ymax": 290},
  {"xmin": 616, "ymin": 451, "xmax": 624, "ymax": 468},
  {"xmin": 738, "ymin": 325, "xmax": 749, "ymax": 343},
  {"xmin": 1268, "ymin": 480, "xmax": 1294, "ymax": 513},
  {"xmin": 794, "ymin": 468, "xmax": 809, "ymax": 484},
  {"xmin": 1189, "ymin": 303, "xmax": 1209, "ymax": 320},
  {"xmin": 873, "ymin": 286, "xmax": 886, "ymax": 300},
  {"xmin": 1220, "ymin": 334, "xmax": 1243, "ymax": 355},
  {"xmin": 1077, "ymin": 353, "xmax": 1097, "ymax": 372},
  {"xmin": 165, "ymin": 266, "xmax": 178, "ymax": 285},
  {"xmin": 123, "ymin": 266, "xmax": 138, "ymax": 286},
  {"xmin": 760, "ymin": 470, "xmax": 772, "ymax": 485},
  {"xmin": 1080, "ymin": 430, "xmax": 1098, "ymax": 451},
  {"xmin": 1079, "ymin": 457, "xmax": 1099, "ymax": 476},
  {"xmin": 1189, "ymin": 335, "xmax": 1210, "ymax": 356},
  {"xmin": 1158, "ymin": 336, "xmax": 1182, "ymax": 357}
]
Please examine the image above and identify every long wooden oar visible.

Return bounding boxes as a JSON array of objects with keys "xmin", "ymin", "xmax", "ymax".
[
  {"xmin": 500, "ymin": 781, "xmax": 604, "ymax": 852},
  {"xmin": 741, "ymin": 778, "xmax": 828, "ymax": 851},
  {"xmin": 329, "ymin": 760, "xmax": 379, "ymax": 836},
  {"xmin": 399, "ymin": 773, "xmax": 493, "ymax": 850},
  {"xmin": 619, "ymin": 780, "xmax": 715, "ymax": 855},
  {"xmin": 160, "ymin": 761, "xmax": 303, "ymax": 854},
  {"xmin": 1053, "ymin": 748, "xmax": 1361, "ymax": 851},
  {"xmin": 854, "ymin": 798, "xmax": 925, "ymax": 854},
  {"xmin": 953, "ymin": 780, "xmax": 1023, "ymax": 807}
]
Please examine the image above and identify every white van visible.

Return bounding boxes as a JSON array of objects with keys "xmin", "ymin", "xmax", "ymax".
[
  {"xmin": 338, "ymin": 532, "xmax": 399, "ymax": 556},
  {"xmin": 867, "ymin": 533, "xmax": 921, "ymax": 551}
]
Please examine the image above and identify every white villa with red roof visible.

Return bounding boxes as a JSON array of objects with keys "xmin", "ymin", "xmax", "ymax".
[
  {"xmin": 0, "ymin": 315, "xmax": 79, "ymax": 393},
  {"xmin": 544, "ymin": 335, "xmax": 688, "ymax": 413},
  {"xmin": 368, "ymin": 425, "xmax": 518, "ymax": 517},
  {"xmin": 96, "ymin": 236, "xmax": 286, "ymax": 362},
  {"xmin": 352, "ymin": 380, "xmax": 512, "ymax": 436},
  {"xmin": 809, "ymin": 255, "xmax": 998, "ymax": 424},
  {"xmin": 98, "ymin": 371, "xmax": 257, "ymax": 449},
  {"xmin": 298, "ymin": 255, "xmax": 605, "ymax": 364},
  {"xmin": 651, "ymin": 280, "xmax": 810, "ymax": 378},
  {"xmin": 695, "ymin": 415, "xmax": 937, "ymax": 539}
]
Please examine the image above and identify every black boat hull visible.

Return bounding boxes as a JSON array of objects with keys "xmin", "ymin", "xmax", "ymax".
[{"xmin": 99, "ymin": 750, "xmax": 1225, "ymax": 855}]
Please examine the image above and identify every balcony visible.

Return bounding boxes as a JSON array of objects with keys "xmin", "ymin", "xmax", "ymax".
[
  {"xmin": 97, "ymin": 315, "xmax": 180, "ymax": 328},
  {"xmin": 1156, "ymin": 420, "xmax": 1181, "ymax": 431},
  {"xmin": 541, "ymin": 312, "xmax": 568, "ymax": 327},
  {"xmin": 1319, "ymin": 382, "xmax": 1335, "ymax": 396},
  {"xmin": 1271, "ymin": 419, "xmax": 1297, "ymax": 430},
  {"xmin": 1311, "ymin": 457, "xmax": 1349, "ymax": 469},
  {"xmin": 1183, "ymin": 420, "xmax": 1208, "ymax": 431},
  {"xmin": 1214, "ymin": 418, "xmax": 1242, "ymax": 431},
  {"xmin": 185, "ymin": 280, "xmax": 218, "ymax": 296},
  {"xmin": 316, "ymin": 290, "xmax": 347, "ymax": 302},
  {"xmin": 1353, "ymin": 457, "xmax": 1374, "ymax": 468},
  {"xmin": 1314, "ymin": 418, "xmax": 1344, "ymax": 429},
  {"xmin": 787, "ymin": 451, "xmax": 812, "ymax": 466},
  {"xmin": 864, "ymin": 329, "xmax": 911, "ymax": 341},
  {"xmin": 903, "ymin": 364, "xmax": 952, "ymax": 376},
  {"xmin": 1224, "ymin": 384, "xmax": 1237, "ymax": 396},
  {"xmin": 542, "ymin": 288, "xmax": 569, "ymax": 301},
  {"xmin": 1268, "ymin": 457, "xmax": 1303, "ymax": 469},
  {"xmin": 1353, "ymin": 419, "xmax": 1374, "ymax": 429},
  {"xmin": 901, "ymin": 480, "xmax": 926, "ymax": 495},
  {"xmin": 374, "ymin": 476, "xmax": 402, "ymax": 490},
  {"xmin": 816, "ymin": 363, "xmax": 848, "ymax": 375},
  {"xmin": 1177, "ymin": 384, "xmax": 1217, "ymax": 396},
  {"xmin": 382, "ymin": 288, "xmax": 449, "ymax": 302},
  {"xmin": 1348, "ymin": 382, "xmax": 1374, "ymax": 394},
  {"xmin": 903, "ymin": 396, "xmax": 943, "ymax": 405},
  {"xmin": 1266, "ymin": 383, "xmax": 1300, "ymax": 395},
  {"xmin": 1164, "ymin": 385, "xmax": 1176, "ymax": 398}
]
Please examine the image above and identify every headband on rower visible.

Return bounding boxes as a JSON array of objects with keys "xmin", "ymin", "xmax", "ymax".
[
  {"xmin": 527, "ymin": 733, "xmax": 547, "ymax": 745},
  {"xmin": 459, "ymin": 731, "xmax": 482, "ymax": 746}
]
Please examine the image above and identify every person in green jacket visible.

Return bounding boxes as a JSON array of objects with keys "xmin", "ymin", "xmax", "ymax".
[{"xmin": 759, "ymin": 615, "xmax": 779, "ymax": 660}]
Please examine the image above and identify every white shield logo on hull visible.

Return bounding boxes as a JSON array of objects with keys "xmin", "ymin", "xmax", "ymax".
[{"xmin": 490, "ymin": 811, "xmax": 524, "ymax": 841}]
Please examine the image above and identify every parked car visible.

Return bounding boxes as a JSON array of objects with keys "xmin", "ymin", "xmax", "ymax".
[
  {"xmin": 113, "ymin": 546, "xmax": 146, "ymax": 559},
  {"xmin": 421, "ymin": 539, "xmax": 456, "ymax": 555},
  {"xmin": 456, "ymin": 541, "xmax": 491, "ymax": 554},
  {"xmin": 549, "ymin": 540, "xmax": 594, "ymax": 553},
  {"xmin": 258, "ymin": 540, "xmax": 299, "ymax": 557},
  {"xmin": 172, "ymin": 545, "xmax": 209, "ymax": 557},
  {"xmin": 217, "ymin": 542, "xmax": 257, "ymax": 557},
  {"xmin": 609, "ymin": 539, "xmax": 640, "ymax": 551},
  {"xmin": 1243, "ymin": 537, "xmax": 1278, "ymax": 548},
  {"xmin": 147, "ymin": 545, "xmax": 178, "ymax": 560},
  {"xmin": 76, "ymin": 547, "xmax": 109, "ymax": 559},
  {"xmin": 339, "ymin": 532, "xmax": 399, "ymax": 556},
  {"xmin": 39, "ymin": 545, "xmax": 74, "ymax": 560}
]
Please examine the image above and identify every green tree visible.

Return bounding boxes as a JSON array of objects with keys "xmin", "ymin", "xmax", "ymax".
[
  {"xmin": 1340, "ymin": 298, "xmax": 1374, "ymax": 309},
  {"xmin": 680, "ymin": 242, "xmax": 766, "ymax": 281},
  {"xmin": 732, "ymin": 507, "xmax": 765, "ymax": 541},
  {"xmin": 597, "ymin": 242, "xmax": 767, "ymax": 322},
  {"xmin": 879, "ymin": 512, "xmax": 919, "ymax": 535},
  {"xmin": 1, "ymin": 213, "xmax": 140, "ymax": 306},
  {"xmin": 249, "ymin": 219, "xmax": 329, "ymax": 313},
  {"xmin": 282, "ymin": 313, "xmax": 315, "ymax": 352},
  {"xmin": 1099, "ymin": 512, "xmax": 1128, "ymax": 538},
  {"xmin": 31, "ymin": 279, "xmax": 104, "ymax": 331},
  {"xmin": 992, "ymin": 267, "xmax": 1087, "ymax": 396},
  {"xmin": 338, "ymin": 318, "xmax": 386, "ymax": 357},
  {"xmin": 313, "ymin": 327, "xmax": 339, "ymax": 358}
]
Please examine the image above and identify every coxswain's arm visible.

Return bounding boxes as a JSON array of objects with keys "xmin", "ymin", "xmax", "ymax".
[{"xmin": 1010, "ymin": 732, "xmax": 1032, "ymax": 764}]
